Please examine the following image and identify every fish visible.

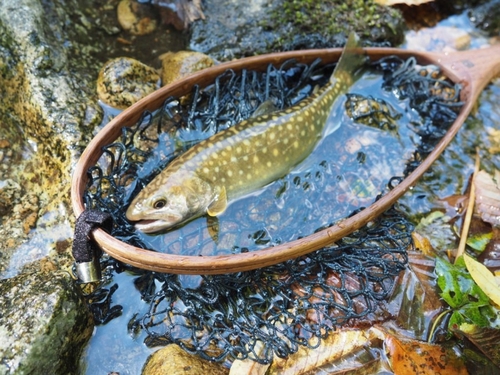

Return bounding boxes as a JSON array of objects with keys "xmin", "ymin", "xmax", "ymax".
[{"xmin": 126, "ymin": 33, "xmax": 367, "ymax": 233}]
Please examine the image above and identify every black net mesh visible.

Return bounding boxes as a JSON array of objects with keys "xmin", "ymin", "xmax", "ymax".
[
  {"xmin": 80, "ymin": 54, "xmax": 461, "ymax": 364},
  {"xmin": 135, "ymin": 206, "xmax": 411, "ymax": 364}
]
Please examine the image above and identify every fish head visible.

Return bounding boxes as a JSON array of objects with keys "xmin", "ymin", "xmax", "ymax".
[{"xmin": 126, "ymin": 173, "xmax": 213, "ymax": 233}]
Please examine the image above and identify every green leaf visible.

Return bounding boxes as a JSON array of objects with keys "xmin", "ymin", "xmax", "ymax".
[
  {"xmin": 466, "ymin": 232, "xmax": 493, "ymax": 252},
  {"xmin": 435, "ymin": 257, "xmax": 494, "ymax": 329}
]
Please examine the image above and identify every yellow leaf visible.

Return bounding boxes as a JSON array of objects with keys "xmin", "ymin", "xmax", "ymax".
[
  {"xmin": 463, "ymin": 254, "xmax": 500, "ymax": 307},
  {"xmin": 229, "ymin": 341, "xmax": 270, "ymax": 375},
  {"xmin": 374, "ymin": 0, "xmax": 434, "ymax": 6},
  {"xmin": 267, "ymin": 327, "xmax": 383, "ymax": 375}
]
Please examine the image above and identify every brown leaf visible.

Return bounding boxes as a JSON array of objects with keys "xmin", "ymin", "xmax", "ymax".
[
  {"xmin": 436, "ymin": 194, "xmax": 468, "ymax": 220},
  {"xmin": 392, "ymin": 252, "xmax": 446, "ymax": 340},
  {"xmin": 385, "ymin": 333, "xmax": 468, "ymax": 375},
  {"xmin": 157, "ymin": 0, "xmax": 204, "ymax": 30},
  {"xmin": 454, "ymin": 323, "xmax": 500, "ymax": 367}
]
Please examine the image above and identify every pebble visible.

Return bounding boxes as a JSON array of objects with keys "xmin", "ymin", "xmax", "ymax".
[
  {"xmin": 97, "ymin": 57, "xmax": 160, "ymax": 109},
  {"xmin": 160, "ymin": 50, "xmax": 214, "ymax": 86},
  {"xmin": 117, "ymin": 0, "xmax": 158, "ymax": 35},
  {"xmin": 142, "ymin": 344, "xmax": 228, "ymax": 375}
]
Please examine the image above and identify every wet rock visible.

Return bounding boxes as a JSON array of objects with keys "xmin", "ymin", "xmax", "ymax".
[
  {"xmin": 405, "ymin": 26, "xmax": 471, "ymax": 51},
  {"xmin": 0, "ymin": 271, "xmax": 93, "ymax": 375},
  {"xmin": 469, "ymin": 0, "xmax": 500, "ymax": 35},
  {"xmin": 142, "ymin": 344, "xmax": 229, "ymax": 375},
  {"xmin": 0, "ymin": 0, "xmax": 108, "ymax": 277},
  {"xmin": 117, "ymin": 0, "xmax": 159, "ymax": 35},
  {"xmin": 97, "ymin": 57, "xmax": 160, "ymax": 109},
  {"xmin": 160, "ymin": 50, "xmax": 214, "ymax": 86},
  {"xmin": 189, "ymin": 0, "xmax": 406, "ymax": 61}
]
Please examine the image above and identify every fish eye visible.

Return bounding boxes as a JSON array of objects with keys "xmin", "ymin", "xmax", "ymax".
[{"xmin": 153, "ymin": 199, "xmax": 167, "ymax": 209}]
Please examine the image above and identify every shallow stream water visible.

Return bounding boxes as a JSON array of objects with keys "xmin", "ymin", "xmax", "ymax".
[
  {"xmin": 79, "ymin": 13, "xmax": 500, "ymax": 375},
  {"xmin": 118, "ymin": 68, "xmax": 425, "ymax": 257}
]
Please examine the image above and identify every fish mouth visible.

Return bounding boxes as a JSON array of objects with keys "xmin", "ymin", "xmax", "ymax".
[{"xmin": 134, "ymin": 219, "xmax": 175, "ymax": 234}]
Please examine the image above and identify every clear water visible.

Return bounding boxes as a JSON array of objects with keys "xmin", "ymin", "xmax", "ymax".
[
  {"xmin": 127, "ymin": 69, "xmax": 422, "ymax": 256},
  {"xmin": 80, "ymin": 12, "xmax": 500, "ymax": 375}
]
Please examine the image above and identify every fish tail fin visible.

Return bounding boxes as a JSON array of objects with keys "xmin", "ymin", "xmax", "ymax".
[{"xmin": 331, "ymin": 32, "xmax": 367, "ymax": 85}]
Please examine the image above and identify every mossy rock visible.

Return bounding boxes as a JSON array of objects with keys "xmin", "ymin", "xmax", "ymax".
[
  {"xmin": 0, "ymin": 271, "xmax": 93, "ymax": 375},
  {"xmin": 189, "ymin": 0, "xmax": 406, "ymax": 61}
]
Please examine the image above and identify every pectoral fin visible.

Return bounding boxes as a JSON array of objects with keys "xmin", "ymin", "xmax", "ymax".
[{"xmin": 207, "ymin": 186, "xmax": 227, "ymax": 216}]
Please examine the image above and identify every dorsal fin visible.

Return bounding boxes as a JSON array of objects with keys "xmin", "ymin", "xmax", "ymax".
[
  {"xmin": 331, "ymin": 32, "xmax": 367, "ymax": 84},
  {"xmin": 252, "ymin": 100, "xmax": 278, "ymax": 118}
]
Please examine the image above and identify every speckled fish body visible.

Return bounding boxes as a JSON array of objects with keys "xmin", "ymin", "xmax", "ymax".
[{"xmin": 127, "ymin": 33, "xmax": 366, "ymax": 233}]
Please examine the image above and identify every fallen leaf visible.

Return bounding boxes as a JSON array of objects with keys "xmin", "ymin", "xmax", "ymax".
[
  {"xmin": 436, "ymin": 194, "xmax": 468, "ymax": 219},
  {"xmin": 435, "ymin": 257, "xmax": 493, "ymax": 328},
  {"xmin": 267, "ymin": 328, "xmax": 384, "ymax": 375},
  {"xmin": 385, "ymin": 333, "xmax": 467, "ymax": 375},
  {"xmin": 466, "ymin": 231, "xmax": 493, "ymax": 252},
  {"xmin": 414, "ymin": 211, "xmax": 457, "ymax": 254},
  {"xmin": 455, "ymin": 323, "xmax": 500, "ymax": 367},
  {"xmin": 463, "ymin": 254, "xmax": 500, "ymax": 307},
  {"xmin": 477, "ymin": 227, "xmax": 500, "ymax": 272},
  {"xmin": 229, "ymin": 341, "xmax": 270, "ymax": 375},
  {"xmin": 411, "ymin": 232, "xmax": 435, "ymax": 255},
  {"xmin": 474, "ymin": 170, "xmax": 500, "ymax": 227},
  {"xmin": 374, "ymin": 0, "xmax": 434, "ymax": 6},
  {"xmin": 392, "ymin": 252, "xmax": 445, "ymax": 340}
]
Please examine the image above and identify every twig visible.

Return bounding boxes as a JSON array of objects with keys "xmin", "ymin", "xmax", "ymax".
[
  {"xmin": 455, "ymin": 150, "xmax": 480, "ymax": 263},
  {"xmin": 427, "ymin": 309, "xmax": 452, "ymax": 343}
]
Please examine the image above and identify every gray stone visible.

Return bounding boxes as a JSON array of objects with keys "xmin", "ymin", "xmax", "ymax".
[
  {"xmin": 0, "ymin": 271, "xmax": 93, "ymax": 375},
  {"xmin": 0, "ymin": 0, "xmax": 104, "ymax": 277},
  {"xmin": 189, "ymin": 0, "xmax": 406, "ymax": 61}
]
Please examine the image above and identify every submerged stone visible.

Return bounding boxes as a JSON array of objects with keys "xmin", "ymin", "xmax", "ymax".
[
  {"xmin": 160, "ymin": 50, "xmax": 214, "ymax": 86},
  {"xmin": 117, "ymin": 0, "xmax": 159, "ymax": 36},
  {"xmin": 97, "ymin": 57, "xmax": 160, "ymax": 109},
  {"xmin": 142, "ymin": 344, "xmax": 228, "ymax": 375},
  {"xmin": 0, "ymin": 271, "xmax": 93, "ymax": 375}
]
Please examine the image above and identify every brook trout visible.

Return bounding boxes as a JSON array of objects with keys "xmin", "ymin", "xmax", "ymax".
[{"xmin": 126, "ymin": 33, "xmax": 366, "ymax": 233}]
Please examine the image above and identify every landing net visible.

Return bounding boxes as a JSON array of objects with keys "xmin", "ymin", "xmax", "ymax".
[{"xmin": 82, "ymin": 54, "xmax": 461, "ymax": 363}]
